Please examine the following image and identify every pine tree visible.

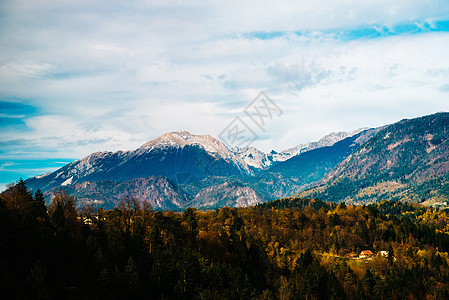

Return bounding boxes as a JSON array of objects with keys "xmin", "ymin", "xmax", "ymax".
[{"xmin": 33, "ymin": 189, "xmax": 48, "ymax": 220}]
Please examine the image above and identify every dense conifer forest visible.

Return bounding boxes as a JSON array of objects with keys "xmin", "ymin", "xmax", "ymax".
[{"xmin": 2, "ymin": 180, "xmax": 449, "ymax": 299}]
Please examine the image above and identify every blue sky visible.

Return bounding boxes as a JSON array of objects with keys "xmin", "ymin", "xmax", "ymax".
[{"xmin": 2, "ymin": 0, "xmax": 449, "ymax": 191}]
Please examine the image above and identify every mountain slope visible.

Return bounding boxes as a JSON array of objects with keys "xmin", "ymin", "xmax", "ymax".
[
  {"xmin": 25, "ymin": 131, "xmax": 250, "ymax": 193},
  {"xmin": 190, "ymin": 179, "xmax": 265, "ymax": 208},
  {"xmin": 266, "ymin": 128, "xmax": 380, "ymax": 187},
  {"xmin": 60, "ymin": 176, "xmax": 192, "ymax": 210},
  {"xmin": 279, "ymin": 128, "xmax": 368, "ymax": 157},
  {"xmin": 300, "ymin": 112, "xmax": 449, "ymax": 204},
  {"xmin": 231, "ymin": 129, "xmax": 368, "ymax": 170}
]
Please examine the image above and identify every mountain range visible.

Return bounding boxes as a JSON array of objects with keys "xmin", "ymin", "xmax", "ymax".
[{"xmin": 21, "ymin": 112, "xmax": 449, "ymax": 210}]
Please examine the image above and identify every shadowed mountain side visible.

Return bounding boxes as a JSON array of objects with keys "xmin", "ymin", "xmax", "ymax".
[
  {"xmin": 49, "ymin": 176, "xmax": 192, "ymax": 210},
  {"xmin": 189, "ymin": 180, "xmax": 266, "ymax": 208},
  {"xmin": 26, "ymin": 143, "xmax": 248, "ymax": 193},
  {"xmin": 266, "ymin": 128, "xmax": 379, "ymax": 185}
]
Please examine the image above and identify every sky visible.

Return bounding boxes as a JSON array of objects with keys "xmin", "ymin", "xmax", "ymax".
[{"xmin": 2, "ymin": 0, "xmax": 449, "ymax": 191}]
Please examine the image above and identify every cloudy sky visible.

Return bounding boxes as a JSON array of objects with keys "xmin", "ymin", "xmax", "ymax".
[{"xmin": 1, "ymin": 0, "xmax": 449, "ymax": 191}]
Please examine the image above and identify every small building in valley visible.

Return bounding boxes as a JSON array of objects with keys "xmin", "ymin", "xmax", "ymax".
[{"xmin": 359, "ymin": 250, "xmax": 374, "ymax": 259}]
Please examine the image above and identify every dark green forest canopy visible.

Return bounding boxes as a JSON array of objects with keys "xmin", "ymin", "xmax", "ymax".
[{"xmin": 2, "ymin": 181, "xmax": 449, "ymax": 299}]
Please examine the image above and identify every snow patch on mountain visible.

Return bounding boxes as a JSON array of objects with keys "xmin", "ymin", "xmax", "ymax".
[
  {"xmin": 61, "ymin": 176, "xmax": 73, "ymax": 186},
  {"xmin": 140, "ymin": 131, "xmax": 226, "ymax": 155},
  {"xmin": 231, "ymin": 128, "xmax": 369, "ymax": 170},
  {"xmin": 281, "ymin": 128, "xmax": 368, "ymax": 157},
  {"xmin": 35, "ymin": 172, "xmax": 51, "ymax": 179},
  {"xmin": 231, "ymin": 147, "xmax": 272, "ymax": 169}
]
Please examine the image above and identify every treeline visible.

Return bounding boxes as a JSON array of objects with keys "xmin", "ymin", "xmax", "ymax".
[
  {"xmin": 1, "ymin": 180, "xmax": 449, "ymax": 299},
  {"xmin": 255, "ymin": 197, "xmax": 336, "ymax": 211}
]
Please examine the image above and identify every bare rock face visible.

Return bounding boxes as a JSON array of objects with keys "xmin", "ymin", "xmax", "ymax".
[
  {"xmin": 58, "ymin": 176, "xmax": 192, "ymax": 210},
  {"xmin": 190, "ymin": 180, "xmax": 265, "ymax": 208}
]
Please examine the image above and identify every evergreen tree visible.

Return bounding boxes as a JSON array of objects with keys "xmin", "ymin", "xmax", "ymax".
[{"xmin": 33, "ymin": 189, "xmax": 48, "ymax": 219}]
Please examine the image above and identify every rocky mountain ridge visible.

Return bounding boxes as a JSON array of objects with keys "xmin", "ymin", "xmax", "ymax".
[{"xmin": 231, "ymin": 128, "xmax": 367, "ymax": 170}]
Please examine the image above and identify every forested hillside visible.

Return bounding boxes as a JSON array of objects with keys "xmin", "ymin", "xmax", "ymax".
[
  {"xmin": 2, "ymin": 180, "xmax": 449, "ymax": 299},
  {"xmin": 301, "ymin": 112, "xmax": 449, "ymax": 205},
  {"xmin": 266, "ymin": 128, "xmax": 377, "ymax": 185}
]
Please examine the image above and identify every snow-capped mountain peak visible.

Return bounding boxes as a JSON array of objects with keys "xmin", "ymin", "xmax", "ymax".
[
  {"xmin": 231, "ymin": 146, "xmax": 271, "ymax": 169},
  {"xmin": 139, "ymin": 131, "xmax": 228, "ymax": 156},
  {"xmin": 230, "ymin": 128, "xmax": 369, "ymax": 170},
  {"xmin": 137, "ymin": 131, "xmax": 251, "ymax": 173}
]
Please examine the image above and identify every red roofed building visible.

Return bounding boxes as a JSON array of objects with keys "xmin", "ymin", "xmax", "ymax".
[{"xmin": 359, "ymin": 250, "xmax": 374, "ymax": 259}]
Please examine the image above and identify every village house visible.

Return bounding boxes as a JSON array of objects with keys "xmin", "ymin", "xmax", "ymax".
[{"xmin": 359, "ymin": 250, "xmax": 374, "ymax": 259}]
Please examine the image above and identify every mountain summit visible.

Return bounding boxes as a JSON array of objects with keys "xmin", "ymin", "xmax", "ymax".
[
  {"xmin": 25, "ymin": 131, "xmax": 250, "ymax": 194},
  {"xmin": 139, "ymin": 131, "xmax": 225, "ymax": 153}
]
